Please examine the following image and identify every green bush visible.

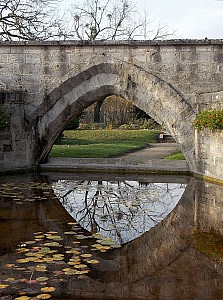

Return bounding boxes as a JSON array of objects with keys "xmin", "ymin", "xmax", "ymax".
[
  {"xmin": 193, "ymin": 109, "xmax": 223, "ymax": 131},
  {"xmin": 0, "ymin": 105, "xmax": 10, "ymax": 130}
]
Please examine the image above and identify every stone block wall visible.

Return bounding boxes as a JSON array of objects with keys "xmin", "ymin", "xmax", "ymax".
[
  {"xmin": 0, "ymin": 40, "xmax": 223, "ymax": 177},
  {"xmin": 195, "ymin": 129, "xmax": 223, "ymax": 181}
]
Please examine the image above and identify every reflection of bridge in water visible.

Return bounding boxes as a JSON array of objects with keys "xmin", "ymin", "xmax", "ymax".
[{"xmin": 0, "ymin": 174, "xmax": 222, "ymax": 299}]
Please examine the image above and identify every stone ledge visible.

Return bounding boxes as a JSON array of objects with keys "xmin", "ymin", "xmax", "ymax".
[{"xmin": 1, "ymin": 39, "xmax": 223, "ymax": 47}]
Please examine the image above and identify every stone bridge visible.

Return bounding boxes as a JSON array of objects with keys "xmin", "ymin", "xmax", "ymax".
[{"xmin": 0, "ymin": 40, "xmax": 223, "ymax": 180}]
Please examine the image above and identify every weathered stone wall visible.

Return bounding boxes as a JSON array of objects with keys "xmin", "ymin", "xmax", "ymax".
[
  {"xmin": 0, "ymin": 40, "xmax": 223, "ymax": 177},
  {"xmin": 195, "ymin": 129, "xmax": 223, "ymax": 181}
]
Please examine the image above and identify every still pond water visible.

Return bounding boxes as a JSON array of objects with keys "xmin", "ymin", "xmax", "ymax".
[{"xmin": 0, "ymin": 172, "xmax": 223, "ymax": 300}]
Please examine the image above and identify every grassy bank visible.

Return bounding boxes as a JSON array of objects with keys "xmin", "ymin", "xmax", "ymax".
[
  {"xmin": 50, "ymin": 129, "xmax": 159, "ymax": 158},
  {"xmin": 164, "ymin": 150, "xmax": 185, "ymax": 160}
]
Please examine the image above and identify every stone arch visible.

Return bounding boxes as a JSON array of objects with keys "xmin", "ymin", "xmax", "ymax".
[{"xmin": 35, "ymin": 62, "xmax": 196, "ymax": 169}]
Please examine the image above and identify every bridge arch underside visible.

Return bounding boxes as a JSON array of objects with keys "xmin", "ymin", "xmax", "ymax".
[{"xmin": 36, "ymin": 62, "xmax": 196, "ymax": 169}]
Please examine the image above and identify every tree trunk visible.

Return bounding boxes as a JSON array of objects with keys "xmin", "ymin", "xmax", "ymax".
[{"xmin": 94, "ymin": 99, "xmax": 104, "ymax": 123}]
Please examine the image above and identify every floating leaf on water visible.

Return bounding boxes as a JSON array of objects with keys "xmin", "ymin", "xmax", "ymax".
[
  {"xmin": 63, "ymin": 268, "xmax": 72, "ymax": 272},
  {"xmin": 35, "ymin": 235, "xmax": 44, "ymax": 239},
  {"xmin": 77, "ymin": 270, "xmax": 90, "ymax": 275},
  {"xmin": 15, "ymin": 296, "xmax": 30, "ymax": 300},
  {"xmin": 4, "ymin": 277, "xmax": 16, "ymax": 282},
  {"xmin": 15, "ymin": 267, "xmax": 26, "ymax": 271},
  {"xmin": 34, "ymin": 232, "xmax": 43, "ymax": 235},
  {"xmin": 53, "ymin": 271, "xmax": 64, "ymax": 276},
  {"xmin": 98, "ymin": 240, "xmax": 115, "ymax": 246},
  {"xmin": 0, "ymin": 284, "xmax": 9, "ymax": 289},
  {"xmin": 81, "ymin": 254, "xmax": 92, "ymax": 258},
  {"xmin": 24, "ymin": 241, "xmax": 36, "ymax": 245},
  {"xmin": 74, "ymin": 264, "xmax": 88, "ymax": 269},
  {"xmin": 66, "ymin": 249, "xmax": 80, "ymax": 255},
  {"xmin": 67, "ymin": 222, "xmax": 77, "ymax": 225},
  {"xmin": 92, "ymin": 244, "xmax": 102, "ymax": 248},
  {"xmin": 4, "ymin": 264, "xmax": 15, "ymax": 268},
  {"xmin": 43, "ymin": 258, "xmax": 54, "ymax": 263},
  {"xmin": 67, "ymin": 261, "xmax": 80, "ymax": 266},
  {"xmin": 111, "ymin": 244, "xmax": 121, "ymax": 249},
  {"xmin": 47, "ymin": 235, "xmax": 63, "ymax": 241},
  {"xmin": 52, "ymin": 257, "xmax": 64, "ymax": 261},
  {"xmin": 36, "ymin": 294, "xmax": 51, "ymax": 299},
  {"xmin": 64, "ymin": 231, "xmax": 76, "ymax": 235},
  {"xmin": 87, "ymin": 259, "xmax": 100, "ymax": 264},
  {"xmin": 35, "ymin": 265, "xmax": 47, "ymax": 272},
  {"xmin": 46, "ymin": 231, "xmax": 58, "ymax": 234},
  {"xmin": 69, "ymin": 257, "xmax": 81, "ymax": 262},
  {"xmin": 53, "ymin": 254, "xmax": 64, "ymax": 257},
  {"xmin": 65, "ymin": 246, "xmax": 72, "ymax": 249},
  {"xmin": 18, "ymin": 291, "xmax": 28, "ymax": 295},
  {"xmin": 36, "ymin": 277, "xmax": 49, "ymax": 282},
  {"xmin": 25, "ymin": 252, "xmax": 36, "ymax": 256},
  {"xmin": 16, "ymin": 258, "xmax": 30, "ymax": 263},
  {"xmin": 27, "ymin": 279, "xmax": 38, "ymax": 284},
  {"xmin": 44, "ymin": 242, "xmax": 61, "ymax": 247},
  {"xmin": 76, "ymin": 235, "xmax": 89, "ymax": 240},
  {"xmin": 41, "ymin": 287, "xmax": 56, "ymax": 293},
  {"xmin": 16, "ymin": 248, "xmax": 29, "ymax": 253},
  {"xmin": 38, "ymin": 247, "xmax": 51, "ymax": 253},
  {"xmin": 65, "ymin": 270, "xmax": 78, "ymax": 275},
  {"xmin": 78, "ymin": 275, "xmax": 88, "ymax": 279}
]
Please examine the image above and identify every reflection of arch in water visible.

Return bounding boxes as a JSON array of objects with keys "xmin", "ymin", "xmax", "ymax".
[
  {"xmin": 1, "ymin": 176, "xmax": 223, "ymax": 299},
  {"xmin": 50, "ymin": 177, "xmax": 223, "ymax": 300},
  {"xmin": 51, "ymin": 175, "xmax": 189, "ymax": 244}
]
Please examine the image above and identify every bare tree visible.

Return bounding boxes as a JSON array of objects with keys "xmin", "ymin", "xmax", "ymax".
[
  {"xmin": 69, "ymin": 0, "xmax": 175, "ymax": 123},
  {"xmin": 70, "ymin": 0, "xmax": 174, "ymax": 41},
  {"xmin": 0, "ymin": 0, "xmax": 69, "ymax": 41}
]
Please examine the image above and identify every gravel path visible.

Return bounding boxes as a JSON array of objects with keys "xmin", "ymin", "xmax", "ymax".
[{"xmin": 40, "ymin": 143, "xmax": 190, "ymax": 174}]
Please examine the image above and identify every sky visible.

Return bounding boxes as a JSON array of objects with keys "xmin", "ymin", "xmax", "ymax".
[{"xmin": 60, "ymin": 0, "xmax": 223, "ymax": 39}]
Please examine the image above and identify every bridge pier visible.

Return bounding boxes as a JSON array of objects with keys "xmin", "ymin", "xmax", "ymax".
[
  {"xmin": 0, "ymin": 92, "xmax": 37, "ymax": 173},
  {"xmin": 194, "ymin": 129, "xmax": 223, "ymax": 183}
]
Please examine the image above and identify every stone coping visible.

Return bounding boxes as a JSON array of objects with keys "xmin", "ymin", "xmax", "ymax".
[
  {"xmin": 1, "ymin": 39, "xmax": 223, "ymax": 47},
  {"xmin": 39, "ymin": 158, "xmax": 190, "ymax": 176}
]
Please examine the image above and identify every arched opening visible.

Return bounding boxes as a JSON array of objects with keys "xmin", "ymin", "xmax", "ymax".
[
  {"xmin": 35, "ymin": 62, "xmax": 196, "ymax": 169},
  {"xmin": 78, "ymin": 95, "xmax": 162, "ymax": 130}
]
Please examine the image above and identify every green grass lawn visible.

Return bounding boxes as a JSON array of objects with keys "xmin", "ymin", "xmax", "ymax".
[
  {"xmin": 164, "ymin": 150, "xmax": 185, "ymax": 160},
  {"xmin": 50, "ymin": 129, "xmax": 159, "ymax": 158}
]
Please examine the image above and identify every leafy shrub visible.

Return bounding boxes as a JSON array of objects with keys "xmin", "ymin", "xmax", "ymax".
[
  {"xmin": 0, "ymin": 105, "xmax": 10, "ymax": 130},
  {"xmin": 193, "ymin": 109, "xmax": 223, "ymax": 131}
]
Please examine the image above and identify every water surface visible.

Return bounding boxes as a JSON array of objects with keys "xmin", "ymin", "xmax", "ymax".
[{"xmin": 0, "ymin": 173, "xmax": 222, "ymax": 300}]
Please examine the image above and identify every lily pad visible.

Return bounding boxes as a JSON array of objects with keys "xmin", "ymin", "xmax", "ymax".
[
  {"xmin": 47, "ymin": 235, "xmax": 63, "ymax": 241},
  {"xmin": 0, "ymin": 284, "xmax": 9, "ymax": 289},
  {"xmin": 41, "ymin": 287, "xmax": 56, "ymax": 292},
  {"xmin": 64, "ymin": 231, "xmax": 77, "ymax": 235},
  {"xmin": 16, "ymin": 258, "xmax": 30, "ymax": 263},
  {"xmin": 36, "ymin": 294, "xmax": 51, "ymax": 299},
  {"xmin": 80, "ymin": 254, "xmax": 92, "ymax": 258},
  {"xmin": 87, "ymin": 259, "xmax": 100, "ymax": 264},
  {"xmin": 74, "ymin": 264, "xmax": 88, "ymax": 269},
  {"xmin": 36, "ymin": 277, "xmax": 49, "ymax": 282}
]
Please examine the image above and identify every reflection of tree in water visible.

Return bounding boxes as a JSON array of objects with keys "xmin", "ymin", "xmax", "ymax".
[{"xmin": 52, "ymin": 180, "xmax": 187, "ymax": 244}]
